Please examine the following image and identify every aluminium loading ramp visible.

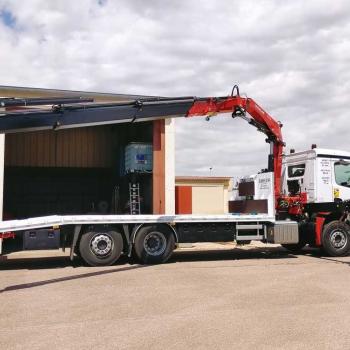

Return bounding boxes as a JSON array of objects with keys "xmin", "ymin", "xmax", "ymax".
[{"xmin": 0, "ymin": 214, "xmax": 276, "ymax": 233}]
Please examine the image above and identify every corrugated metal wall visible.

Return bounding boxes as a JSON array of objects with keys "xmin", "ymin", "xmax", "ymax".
[{"xmin": 5, "ymin": 126, "xmax": 115, "ymax": 168}]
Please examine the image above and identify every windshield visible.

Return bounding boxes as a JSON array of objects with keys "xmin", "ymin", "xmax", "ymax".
[
  {"xmin": 334, "ymin": 162, "xmax": 350, "ymax": 188},
  {"xmin": 288, "ymin": 164, "xmax": 305, "ymax": 178}
]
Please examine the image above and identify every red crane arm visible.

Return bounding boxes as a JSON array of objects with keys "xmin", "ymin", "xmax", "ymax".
[{"xmin": 186, "ymin": 95, "xmax": 284, "ymax": 201}]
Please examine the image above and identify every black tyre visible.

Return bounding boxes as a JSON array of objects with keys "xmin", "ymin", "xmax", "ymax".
[
  {"xmin": 322, "ymin": 221, "xmax": 350, "ymax": 257},
  {"xmin": 79, "ymin": 227, "xmax": 124, "ymax": 266},
  {"xmin": 281, "ymin": 242, "xmax": 306, "ymax": 253},
  {"xmin": 134, "ymin": 225, "xmax": 175, "ymax": 264}
]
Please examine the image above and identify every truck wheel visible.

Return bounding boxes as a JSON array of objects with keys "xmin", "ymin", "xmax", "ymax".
[
  {"xmin": 79, "ymin": 228, "xmax": 124, "ymax": 266},
  {"xmin": 281, "ymin": 242, "xmax": 305, "ymax": 253},
  {"xmin": 134, "ymin": 225, "xmax": 175, "ymax": 264},
  {"xmin": 322, "ymin": 221, "xmax": 350, "ymax": 257}
]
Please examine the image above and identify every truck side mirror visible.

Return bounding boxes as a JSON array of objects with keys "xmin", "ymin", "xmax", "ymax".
[{"xmin": 338, "ymin": 159, "xmax": 350, "ymax": 166}]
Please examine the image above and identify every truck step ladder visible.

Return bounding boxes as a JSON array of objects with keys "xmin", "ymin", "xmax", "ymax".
[
  {"xmin": 236, "ymin": 223, "xmax": 266, "ymax": 241},
  {"xmin": 129, "ymin": 183, "xmax": 141, "ymax": 215}
]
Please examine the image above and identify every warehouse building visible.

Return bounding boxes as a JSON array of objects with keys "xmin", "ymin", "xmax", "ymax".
[{"xmin": 0, "ymin": 86, "xmax": 175, "ymax": 221}]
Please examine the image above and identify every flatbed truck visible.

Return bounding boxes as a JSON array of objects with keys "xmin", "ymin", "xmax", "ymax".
[{"xmin": 0, "ymin": 86, "xmax": 349, "ymax": 266}]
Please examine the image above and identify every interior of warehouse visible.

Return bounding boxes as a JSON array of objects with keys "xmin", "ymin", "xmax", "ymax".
[{"xmin": 3, "ymin": 122, "xmax": 154, "ymax": 220}]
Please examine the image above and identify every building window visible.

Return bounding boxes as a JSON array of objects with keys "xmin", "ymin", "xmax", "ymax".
[
  {"xmin": 334, "ymin": 162, "xmax": 350, "ymax": 188},
  {"xmin": 288, "ymin": 164, "xmax": 305, "ymax": 178}
]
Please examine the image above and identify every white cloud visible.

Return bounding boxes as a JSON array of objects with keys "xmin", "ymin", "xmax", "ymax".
[{"xmin": 0, "ymin": 0, "xmax": 349, "ymax": 176}]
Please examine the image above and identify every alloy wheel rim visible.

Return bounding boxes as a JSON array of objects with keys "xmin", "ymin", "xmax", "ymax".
[
  {"xmin": 330, "ymin": 229, "xmax": 347, "ymax": 249},
  {"xmin": 90, "ymin": 234, "xmax": 113, "ymax": 256}
]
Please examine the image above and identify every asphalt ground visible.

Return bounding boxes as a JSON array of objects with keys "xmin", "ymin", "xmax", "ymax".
[{"xmin": 1, "ymin": 243, "xmax": 350, "ymax": 350}]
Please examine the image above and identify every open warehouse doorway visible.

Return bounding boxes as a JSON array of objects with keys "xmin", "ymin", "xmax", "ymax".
[{"xmin": 3, "ymin": 122, "xmax": 154, "ymax": 220}]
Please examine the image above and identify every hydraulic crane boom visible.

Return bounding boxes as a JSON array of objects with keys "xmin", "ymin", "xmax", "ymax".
[
  {"xmin": 186, "ymin": 87, "xmax": 284, "ymax": 201},
  {"xmin": 0, "ymin": 86, "xmax": 284, "ymax": 200}
]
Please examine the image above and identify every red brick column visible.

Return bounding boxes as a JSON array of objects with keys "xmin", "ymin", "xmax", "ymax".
[{"xmin": 152, "ymin": 120, "xmax": 165, "ymax": 214}]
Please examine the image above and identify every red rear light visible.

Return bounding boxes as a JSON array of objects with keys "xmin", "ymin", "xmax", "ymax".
[{"xmin": 0, "ymin": 232, "xmax": 15, "ymax": 239}]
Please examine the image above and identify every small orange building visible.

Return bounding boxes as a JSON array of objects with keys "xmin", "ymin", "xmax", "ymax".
[{"xmin": 175, "ymin": 176, "xmax": 233, "ymax": 214}]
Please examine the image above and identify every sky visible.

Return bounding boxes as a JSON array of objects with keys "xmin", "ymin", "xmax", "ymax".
[{"xmin": 0, "ymin": 0, "xmax": 349, "ymax": 177}]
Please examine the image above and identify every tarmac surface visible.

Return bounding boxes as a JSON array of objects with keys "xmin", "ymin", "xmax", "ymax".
[{"xmin": 1, "ymin": 243, "xmax": 350, "ymax": 350}]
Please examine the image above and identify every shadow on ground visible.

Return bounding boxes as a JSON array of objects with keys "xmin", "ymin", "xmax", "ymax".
[
  {"xmin": 171, "ymin": 246, "xmax": 300, "ymax": 262},
  {"xmin": 0, "ymin": 246, "xmax": 298, "ymax": 294},
  {"xmin": 2, "ymin": 246, "xmax": 346, "ymax": 294},
  {"xmin": 1, "ymin": 246, "xmax": 326, "ymax": 270},
  {"xmin": 0, "ymin": 246, "xmax": 302, "ymax": 271},
  {"xmin": 0, "ymin": 260, "xmax": 147, "ymax": 294},
  {"xmin": 316, "ymin": 256, "xmax": 350, "ymax": 266}
]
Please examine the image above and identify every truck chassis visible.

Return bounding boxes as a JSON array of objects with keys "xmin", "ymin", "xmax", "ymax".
[{"xmin": 0, "ymin": 213, "xmax": 299, "ymax": 266}]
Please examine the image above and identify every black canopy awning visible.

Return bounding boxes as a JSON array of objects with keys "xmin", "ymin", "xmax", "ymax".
[{"xmin": 0, "ymin": 97, "xmax": 196, "ymax": 133}]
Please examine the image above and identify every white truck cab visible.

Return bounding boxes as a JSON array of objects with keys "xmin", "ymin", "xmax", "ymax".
[{"xmin": 282, "ymin": 148, "xmax": 350, "ymax": 203}]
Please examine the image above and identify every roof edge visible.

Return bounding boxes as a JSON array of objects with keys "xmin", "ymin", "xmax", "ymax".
[{"xmin": 0, "ymin": 85, "xmax": 158, "ymax": 100}]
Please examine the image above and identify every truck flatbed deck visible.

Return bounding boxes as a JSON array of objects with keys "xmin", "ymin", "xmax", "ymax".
[{"xmin": 0, "ymin": 213, "xmax": 275, "ymax": 233}]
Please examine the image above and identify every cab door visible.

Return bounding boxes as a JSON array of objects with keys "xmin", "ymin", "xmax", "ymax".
[
  {"xmin": 284, "ymin": 160, "xmax": 315, "ymax": 201},
  {"xmin": 305, "ymin": 159, "xmax": 316, "ymax": 201}
]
